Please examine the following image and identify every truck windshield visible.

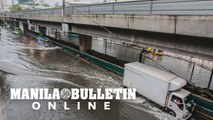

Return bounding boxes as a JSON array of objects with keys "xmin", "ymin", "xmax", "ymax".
[{"xmin": 184, "ymin": 94, "xmax": 194, "ymax": 111}]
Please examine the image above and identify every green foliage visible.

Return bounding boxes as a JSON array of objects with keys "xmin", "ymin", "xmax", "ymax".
[
  {"xmin": 0, "ymin": 19, "xmax": 4, "ymax": 27},
  {"xmin": 10, "ymin": 4, "xmax": 23, "ymax": 13},
  {"xmin": 54, "ymin": 2, "xmax": 61, "ymax": 8}
]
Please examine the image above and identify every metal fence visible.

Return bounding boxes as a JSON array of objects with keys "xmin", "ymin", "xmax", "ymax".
[{"xmin": 4, "ymin": 0, "xmax": 213, "ymax": 17}]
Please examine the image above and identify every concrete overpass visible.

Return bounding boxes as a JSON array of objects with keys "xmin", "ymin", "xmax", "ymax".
[{"xmin": 2, "ymin": 0, "xmax": 213, "ymax": 60}]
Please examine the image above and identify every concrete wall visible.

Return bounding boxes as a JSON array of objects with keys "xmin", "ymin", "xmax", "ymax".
[
  {"xmin": 79, "ymin": 35, "xmax": 92, "ymax": 52},
  {"xmin": 6, "ymin": 14, "xmax": 213, "ymax": 59},
  {"xmin": 19, "ymin": 22, "xmax": 24, "ymax": 32},
  {"xmin": 11, "ymin": 14, "xmax": 213, "ymax": 38},
  {"xmin": 71, "ymin": 24, "xmax": 213, "ymax": 60}
]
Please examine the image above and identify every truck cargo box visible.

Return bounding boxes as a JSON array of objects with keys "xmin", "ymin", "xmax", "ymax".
[{"xmin": 123, "ymin": 62, "xmax": 187, "ymax": 107}]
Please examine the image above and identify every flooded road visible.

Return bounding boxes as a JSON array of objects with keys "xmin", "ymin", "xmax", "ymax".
[
  {"xmin": 0, "ymin": 28, "xmax": 207, "ymax": 120},
  {"xmin": 90, "ymin": 38, "xmax": 213, "ymax": 90},
  {"xmin": 63, "ymin": 32, "xmax": 212, "ymax": 90}
]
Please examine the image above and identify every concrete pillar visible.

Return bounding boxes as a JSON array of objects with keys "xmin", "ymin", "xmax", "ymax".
[
  {"xmin": 19, "ymin": 22, "xmax": 24, "ymax": 32},
  {"xmin": 39, "ymin": 26, "xmax": 47, "ymax": 36},
  {"xmin": 79, "ymin": 35, "xmax": 92, "ymax": 53},
  {"xmin": 23, "ymin": 23, "xmax": 28, "ymax": 33}
]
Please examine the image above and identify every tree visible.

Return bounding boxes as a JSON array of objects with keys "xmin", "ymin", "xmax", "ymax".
[
  {"xmin": 0, "ymin": 19, "xmax": 4, "ymax": 27},
  {"xmin": 54, "ymin": 2, "xmax": 61, "ymax": 8},
  {"xmin": 10, "ymin": 4, "xmax": 23, "ymax": 13}
]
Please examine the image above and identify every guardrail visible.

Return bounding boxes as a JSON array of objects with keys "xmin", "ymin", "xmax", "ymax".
[{"xmin": 4, "ymin": 0, "xmax": 213, "ymax": 17}]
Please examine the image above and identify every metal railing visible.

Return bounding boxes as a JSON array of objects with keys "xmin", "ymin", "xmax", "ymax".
[{"xmin": 4, "ymin": 0, "xmax": 213, "ymax": 17}]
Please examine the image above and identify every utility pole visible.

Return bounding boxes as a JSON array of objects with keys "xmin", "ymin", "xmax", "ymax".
[
  {"xmin": 12, "ymin": 0, "xmax": 15, "ymax": 6},
  {"xmin": 62, "ymin": 0, "xmax": 65, "ymax": 16},
  {"xmin": 104, "ymin": 39, "xmax": 107, "ymax": 55},
  {"xmin": 0, "ymin": 29, "xmax": 1, "ymax": 41},
  {"xmin": 0, "ymin": 0, "xmax": 4, "ymax": 12},
  {"xmin": 207, "ymin": 68, "xmax": 213, "ymax": 90}
]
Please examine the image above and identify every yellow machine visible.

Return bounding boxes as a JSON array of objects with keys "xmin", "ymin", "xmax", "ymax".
[
  {"xmin": 145, "ymin": 47, "xmax": 152, "ymax": 53},
  {"xmin": 152, "ymin": 49, "xmax": 164, "ymax": 56}
]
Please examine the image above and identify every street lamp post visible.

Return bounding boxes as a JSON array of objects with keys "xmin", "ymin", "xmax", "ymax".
[
  {"xmin": 62, "ymin": 0, "xmax": 66, "ymax": 39},
  {"xmin": 62, "ymin": 0, "xmax": 65, "ymax": 16}
]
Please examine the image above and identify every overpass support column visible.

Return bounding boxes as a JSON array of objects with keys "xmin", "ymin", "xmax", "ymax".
[
  {"xmin": 19, "ymin": 22, "xmax": 24, "ymax": 32},
  {"xmin": 22, "ymin": 23, "xmax": 28, "ymax": 33},
  {"xmin": 79, "ymin": 35, "xmax": 92, "ymax": 53},
  {"xmin": 39, "ymin": 26, "xmax": 47, "ymax": 36}
]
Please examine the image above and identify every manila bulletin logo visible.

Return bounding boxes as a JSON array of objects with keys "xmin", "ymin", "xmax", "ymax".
[{"xmin": 10, "ymin": 88, "xmax": 136, "ymax": 111}]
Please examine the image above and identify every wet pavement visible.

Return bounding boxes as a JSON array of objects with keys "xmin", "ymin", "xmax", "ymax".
[
  {"xmin": 64, "ymin": 35, "xmax": 213, "ymax": 90},
  {"xmin": 0, "ymin": 28, "xmax": 207, "ymax": 120}
]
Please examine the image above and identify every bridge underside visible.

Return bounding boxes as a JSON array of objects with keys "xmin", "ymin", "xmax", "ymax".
[
  {"xmin": 70, "ymin": 24, "xmax": 213, "ymax": 60},
  {"xmin": 31, "ymin": 20, "xmax": 62, "ymax": 30},
  {"xmin": 5, "ymin": 17, "xmax": 213, "ymax": 60}
]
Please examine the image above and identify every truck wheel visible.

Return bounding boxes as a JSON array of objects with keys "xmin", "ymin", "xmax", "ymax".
[{"xmin": 168, "ymin": 110, "xmax": 176, "ymax": 117}]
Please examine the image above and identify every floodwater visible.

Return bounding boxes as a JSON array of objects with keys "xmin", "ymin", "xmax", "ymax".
[
  {"xmin": 0, "ymin": 28, "xmax": 206, "ymax": 120},
  {"xmin": 91, "ymin": 38, "xmax": 213, "ymax": 90},
  {"xmin": 37, "ymin": 27, "xmax": 213, "ymax": 90}
]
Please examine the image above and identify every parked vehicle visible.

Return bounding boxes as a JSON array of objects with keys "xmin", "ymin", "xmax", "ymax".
[
  {"xmin": 145, "ymin": 47, "xmax": 152, "ymax": 53},
  {"xmin": 38, "ymin": 36, "xmax": 53, "ymax": 47},
  {"xmin": 123, "ymin": 62, "xmax": 195, "ymax": 119},
  {"xmin": 152, "ymin": 49, "xmax": 164, "ymax": 56}
]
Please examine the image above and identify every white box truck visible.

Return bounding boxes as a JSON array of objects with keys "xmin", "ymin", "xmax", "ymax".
[{"xmin": 123, "ymin": 62, "xmax": 195, "ymax": 119}]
